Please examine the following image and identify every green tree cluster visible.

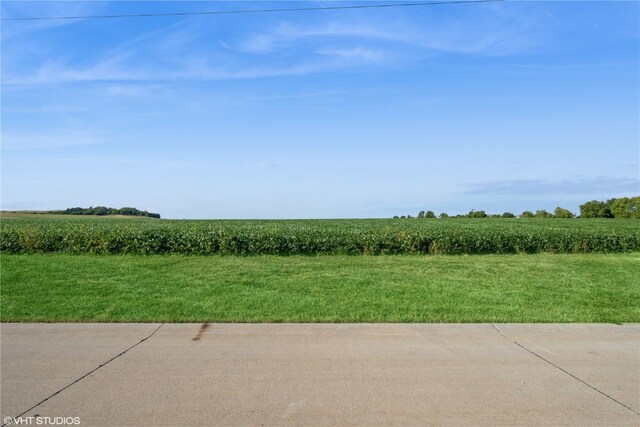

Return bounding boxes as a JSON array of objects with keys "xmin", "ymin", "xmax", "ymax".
[
  {"xmin": 467, "ymin": 210, "xmax": 487, "ymax": 218},
  {"xmin": 554, "ymin": 207, "xmax": 574, "ymax": 218},
  {"xmin": 394, "ymin": 195, "xmax": 639, "ymax": 219},
  {"xmin": 63, "ymin": 206, "xmax": 161, "ymax": 218},
  {"xmin": 579, "ymin": 198, "xmax": 640, "ymax": 218},
  {"xmin": 579, "ymin": 201, "xmax": 612, "ymax": 218},
  {"xmin": 535, "ymin": 210, "xmax": 553, "ymax": 218},
  {"xmin": 606, "ymin": 197, "xmax": 639, "ymax": 218}
]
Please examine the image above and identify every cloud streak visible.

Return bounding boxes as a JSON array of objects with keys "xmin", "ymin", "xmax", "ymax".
[
  {"xmin": 225, "ymin": 12, "xmax": 540, "ymax": 56},
  {"xmin": 314, "ymin": 46, "xmax": 388, "ymax": 61},
  {"xmin": 2, "ymin": 52, "xmax": 360, "ymax": 86},
  {"xmin": 3, "ymin": 5, "xmax": 543, "ymax": 86},
  {"xmin": 2, "ymin": 129, "xmax": 104, "ymax": 150},
  {"xmin": 465, "ymin": 177, "xmax": 640, "ymax": 196},
  {"xmin": 1, "ymin": 2, "xmax": 104, "ymax": 40}
]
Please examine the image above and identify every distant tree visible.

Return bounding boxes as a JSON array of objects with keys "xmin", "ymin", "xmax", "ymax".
[
  {"xmin": 554, "ymin": 207, "xmax": 574, "ymax": 218},
  {"xmin": 400, "ymin": 215, "xmax": 406, "ymax": 219},
  {"xmin": 120, "ymin": 207, "xmax": 136, "ymax": 216},
  {"xmin": 407, "ymin": 215, "xmax": 413, "ymax": 219},
  {"xmin": 393, "ymin": 215, "xmax": 399, "ymax": 219},
  {"xmin": 417, "ymin": 210, "xmax": 425, "ymax": 219},
  {"xmin": 425, "ymin": 210, "xmax": 436, "ymax": 219},
  {"xmin": 580, "ymin": 200, "xmax": 613, "ymax": 218},
  {"xmin": 439, "ymin": 213, "xmax": 449, "ymax": 219},
  {"xmin": 501, "ymin": 212, "xmax": 515, "ymax": 218},
  {"xmin": 535, "ymin": 210, "xmax": 553, "ymax": 218},
  {"xmin": 64, "ymin": 207, "xmax": 84, "ymax": 214},
  {"xmin": 468, "ymin": 210, "xmax": 487, "ymax": 218},
  {"xmin": 93, "ymin": 206, "xmax": 109, "ymax": 216},
  {"xmin": 60, "ymin": 206, "xmax": 160, "ymax": 218},
  {"xmin": 607, "ymin": 197, "xmax": 640, "ymax": 218},
  {"xmin": 520, "ymin": 211, "xmax": 535, "ymax": 218}
]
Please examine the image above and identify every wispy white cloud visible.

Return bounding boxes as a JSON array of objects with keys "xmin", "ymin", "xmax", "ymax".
[
  {"xmin": 47, "ymin": 156, "xmax": 204, "ymax": 171},
  {"xmin": 1, "ymin": 104, "xmax": 82, "ymax": 114},
  {"xmin": 465, "ymin": 176, "xmax": 640, "ymax": 196},
  {"xmin": 3, "ymin": 52, "xmax": 143, "ymax": 85},
  {"xmin": 2, "ymin": 129, "xmax": 104, "ymax": 150},
  {"xmin": 2, "ymin": 16, "xmax": 202, "ymax": 85},
  {"xmin": 224, "ymin": 13, "xmax": 541, "ymax": 56},
  {"xmin": 3, "ymin": 5, "xmax": 543, "ymax": 87},
  {"xmin": 1, "ymin": 2, "xmax": 104, "ymax": 40},
  {"xmin": 104, "ymin": 84, "xmax": 152, "ymax": 98},
  {"xmin": 224, "ymin": 22, "xmax": 377, "ymax": 54},
  {"xmin": 3, "ymin": 58, "xmax": 343, "ymax": 86},
  {"xmin": 314, "ymin": 47, "xmax": 388, "ymax": 61}
]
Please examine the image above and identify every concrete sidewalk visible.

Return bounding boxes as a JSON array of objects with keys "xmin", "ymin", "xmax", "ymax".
[{"xmin": 1, "ymin": 323, "xmax": 638, "ymax": 426}]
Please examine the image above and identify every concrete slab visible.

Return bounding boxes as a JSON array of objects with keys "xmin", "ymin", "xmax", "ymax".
[
  {"xmin": 0, "ymin": 323, "xmax": 161, "ymax": 418},
  {"xmin": 2, "ymin": 324, "xmax": 639, "ymax": 426},
  {"xmin": 496, "ymin": 323, "xmax": 640, "ymax": 413}
]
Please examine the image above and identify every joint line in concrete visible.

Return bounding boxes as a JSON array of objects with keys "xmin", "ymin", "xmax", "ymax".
[
  {"xmin": 489, "ymin": 323, "xmax": 639, "ymax": 417},
  {"xmin": 1, "ymin": 323, "xmax": 165, "ymax": 427}
]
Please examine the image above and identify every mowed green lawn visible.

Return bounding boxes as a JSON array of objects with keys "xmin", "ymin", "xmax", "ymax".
[{"xmin": 2, "ymin": 254, "xmax": 638, "ymax": 323}]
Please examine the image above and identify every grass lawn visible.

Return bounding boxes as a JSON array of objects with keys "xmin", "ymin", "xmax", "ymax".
[{"xmin": 1, "ymin": 253, "xmax": 638, "ymax": 323}]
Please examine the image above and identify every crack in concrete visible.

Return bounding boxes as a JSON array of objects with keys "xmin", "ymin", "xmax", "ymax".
[
  {"xmin": 1, "ymin": 323, "xmax": 165, "ymax": 427},
  {"xmin": 489, "ymin": 323, "xmax": 639, "ymax": 417}
]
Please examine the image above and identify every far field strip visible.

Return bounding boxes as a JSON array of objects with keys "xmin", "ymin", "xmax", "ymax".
[
  {"xmin": 2, "ymin": 217, "xmax": 639, "ymax": 255},
  {"xmin": 1, "ymin": 254, "xmax": 638, "ymax": 322}
]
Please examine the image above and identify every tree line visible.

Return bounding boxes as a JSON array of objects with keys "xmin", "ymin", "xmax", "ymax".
[
  {"xmin": 62, "ymin": 206, "xmax": 161, "ymax": 218},
  {"xmin": 393, "ymin": 196, "xmax": 639, "ymax": 219}
]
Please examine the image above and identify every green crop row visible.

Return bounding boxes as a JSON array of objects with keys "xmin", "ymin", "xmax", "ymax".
[{"xmin": 1, "ymin": 218, "xmax": 639, "ymax": 255}]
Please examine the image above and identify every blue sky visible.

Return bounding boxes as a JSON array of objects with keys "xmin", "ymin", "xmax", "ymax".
[{"xmin": 2, "ymin": 1, "xmax": 639, "ymax": 219}]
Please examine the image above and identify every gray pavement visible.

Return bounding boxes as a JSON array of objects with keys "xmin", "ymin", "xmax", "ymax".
[{"xmin": 1, "ymin": 323, "xmax": 639, "ymax": 426}]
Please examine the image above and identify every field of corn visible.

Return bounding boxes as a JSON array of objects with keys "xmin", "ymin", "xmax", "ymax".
[{"xmin": 1, "ymin": 217, "xmax": 639, "ymax": 255}]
